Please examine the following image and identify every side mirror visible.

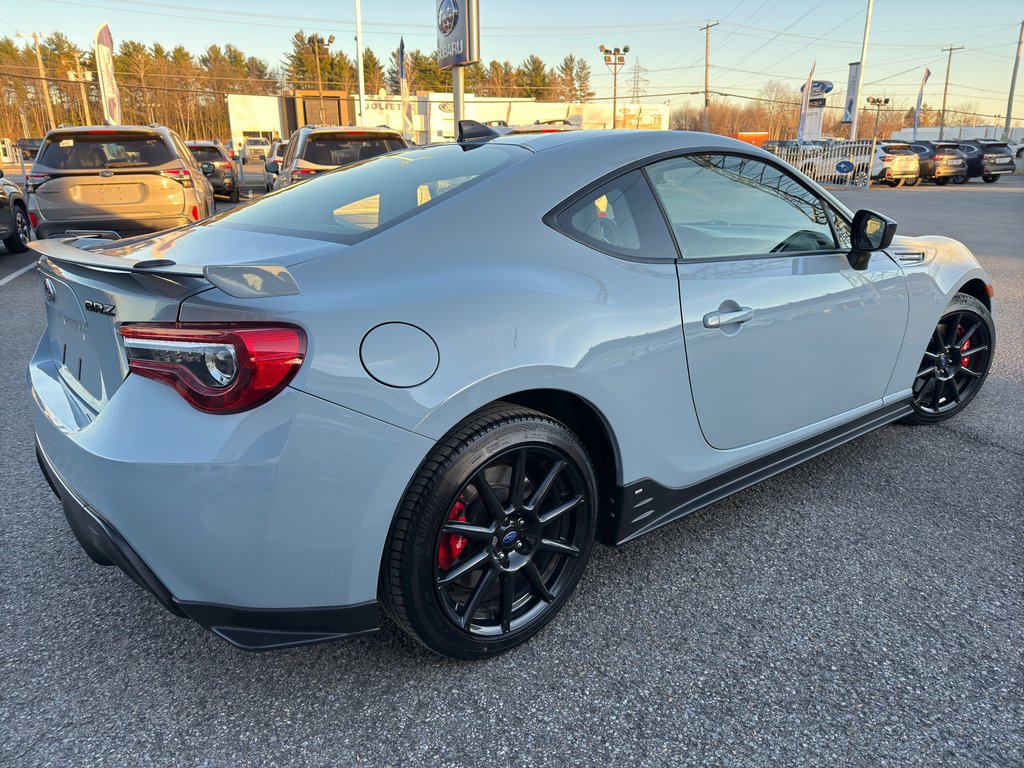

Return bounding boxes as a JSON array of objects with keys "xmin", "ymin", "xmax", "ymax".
[
  {"xmin": 848, "ymin": 209, "xmax": 897, "ymax": 270},
  {"xmin": 264, "ymin": 160, "xmax": 280, "ymax": 175},
  {"xmin": 0, "ymin": 169, "xmax": 4, "ymax": 178},
  {"xmin": 199, "ymin": 162, "xmax": 215, "ymax": 176}
]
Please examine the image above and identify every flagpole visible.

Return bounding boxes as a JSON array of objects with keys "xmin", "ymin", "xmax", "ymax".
[{"xmin": 355, "ymin": 0, "xmax": 366, "ymax": 124}]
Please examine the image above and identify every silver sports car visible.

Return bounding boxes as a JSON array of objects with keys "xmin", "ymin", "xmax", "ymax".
[{"xmin": 27, "ymin": 126, "xmax": 995, "ymax": 659}]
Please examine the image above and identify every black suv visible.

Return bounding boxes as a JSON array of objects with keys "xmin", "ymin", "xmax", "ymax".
[
  {"xmin": 909, "ymin": 142, "xmax": 967, "ymax": 185},
  {"xmin": 0, "ymin": 170, "xmax": 31, "ymax": 253},
  {"xmin": 956, "ymin": 141, "xmax": 1015, "ymax": 183},
  {"xmin": 188, "ymin": 140, "xmax": 239, "ymax": 202}
]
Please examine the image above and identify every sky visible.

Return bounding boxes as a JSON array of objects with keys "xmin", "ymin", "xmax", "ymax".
[{"xmin": 6, "ymin": 0, "xmax": 1023, "ymax": 123}]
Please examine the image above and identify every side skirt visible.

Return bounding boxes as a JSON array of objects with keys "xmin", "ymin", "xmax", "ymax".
[{"xmin": 604, "ymin": 400, "xmax": 914, "ymax": 546}]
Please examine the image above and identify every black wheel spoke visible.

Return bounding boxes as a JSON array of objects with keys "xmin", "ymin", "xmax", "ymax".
[
  {"xmin": 499, "ymin": 572, "xmax": 515, "ymax": 633},
  {"xmin": 916, "ymin": 365, "xmax": 936, "ymax": 379},
  {"xmin": 538, "ymin": 538, "xmax": 581, "ymax": 557},
  {"xmin": 526, "ymin": 460, "xmax": 564, "ymax": 512},
  {"xmin": 962, "ymin": 344, "xmax": 988, "ymax": 357},
  {"xmin": 914, "ymin": 377, "xmax": 934, "ymax": 405},
  {"xmin": 947, "ymin": 377, "xmax": 961, "ymax": 403},
  {"xmin": 508, "ymin": 448, "xmax": 527, "ymax": 509},
  {"xmin": 438, "ymin": 549, "xmax": 490, "ymax": 586},
  {"xmin": 459, "ymin": 566, "xmax": 497, "ymax": 629},
  {"xmin": 931, "ymin": 378, "xmax": 944, "ymax": 411},
  {"xmin": 441, "ymin": 521, "xmax": 495, "ymax": 540},
  {"xmin": 943, "ymin": 313, "xmax": 960, "ymax": 347},
  {"xmin": 523, "ymin": 561, "xmax": 554, "ymax": 602},
  {"xmin": 538, "ymin": 494, "xmax": 583, "ymax": 525},
  {"xmin": 931, "ymin": 327, "xmax": 945, "ymax": 350},
  {"xmin": 473, "ymin": 470, "xmax": 507, "ymax": 521},
  {"xmin": 957, "ymin": 321, "xmax": 981, "ymax": 349},
  {"xmin": 959, "ymin": 365, "xmax": 982, "ymax": 379}
]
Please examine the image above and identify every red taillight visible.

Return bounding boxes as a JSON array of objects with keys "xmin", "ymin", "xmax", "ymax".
[
  {"xmin": 26, "ymin": 173, "xmax": 50, "ymax": 192},
  {"xmin": 29, "ymin": 212, "xmax": 38, "ymax": 228},
  {"xmin": 88, "ymin": 129, "xmax": 116, "ymax": 134},
  {"xmin": 290, "ymin": 169, "xmax": 318, "ymax": 182},
  {"xmin": 215, "ymin": 161, "xmax": 232, "ymax": 170},
  {"xmin": 161, "ymin": 167, "xmax": 194, "ymax": 188},
  {"xmin": 190, "ymin": 205, "xmax": 199, "ymax": 221},
  {"xmin": 881, "ymin": 155, "xmax": 892, "ymax": 163},
  {"xmin": 119, "ymin": 323, "xmax": 306, "ymax": 413}
]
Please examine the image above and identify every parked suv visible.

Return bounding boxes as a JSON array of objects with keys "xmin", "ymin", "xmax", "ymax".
[
  {"xmin": 0, "ymin": 170, "xmax": 31, "ymax": 253},
  {"xmin": 241, "ymin": 137, "xmax": 271, "ymax": 163},
  {"xmin": 266, "ymin": 125, "xmax": 407, "ymax": 191},
  {"xmin": 869, "ymin": 142, "xmax": 919, "ymax": 186},
  {"xmin": 263, "ymin": 138, "xmax": 288, "ymax": 192},
  {"xmin": 28, "ymin": 125, "xmax": 215, "ymax": 239},
  {"xmin": 909, "ymin": 142, "xmax": 967, "ymax": 186},
  {"xmin": 957, "ymin": 141, "xmax": 1015, "ymax": 183},
  {"xmin": 187, "ymin": 140, "xmax": 238, "ymax": 202}
]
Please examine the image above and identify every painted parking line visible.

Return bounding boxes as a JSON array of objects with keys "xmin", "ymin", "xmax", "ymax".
[{"xmin": 0, "ymin": 262, "xmax": 36, "ymax": 287}]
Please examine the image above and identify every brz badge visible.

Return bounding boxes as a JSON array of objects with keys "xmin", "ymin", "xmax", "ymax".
[
  {"xmin": 84, "ymin": 300, "xmax": 116, "ymax": 316},
  {"xmin": 43, "ymin": 278, "xmax": 57, "ymax": 304},
  {"xmin": 437, "ymin": 0, "xmax": 458, "ymax": 36}
]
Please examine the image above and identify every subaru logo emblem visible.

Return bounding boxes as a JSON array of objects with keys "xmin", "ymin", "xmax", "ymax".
[
  {"xmin": 502, "ymin": 530, "xmax": 518, "ymax": 546},
  {"xmin": 99, "ymin": 170, "xmax": 114, "ymax": 177},
  {"xmin": 43, "ymin": 278, "xmax": 56, "ymax": 304},
  {"xmin": 437, "ymin": 0, "xmax": 458, "ymax": 36}
]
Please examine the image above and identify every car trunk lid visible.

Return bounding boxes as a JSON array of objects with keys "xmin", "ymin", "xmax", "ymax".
[{"xmin": 29, "ymin": 226, "xmax": 343, "ymax": 413}]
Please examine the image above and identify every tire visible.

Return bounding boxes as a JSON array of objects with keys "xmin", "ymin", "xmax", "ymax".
[
  {"xmin": 882, "ymin": 178, "xmax": 899, "ymax": 188},
  {"xmin": 934, "ymin": 177, "xmax": 949, "ymax": 186},
  {"xmin": 904, "ymin": 177, "xmax": 920, "ymax": 187},
  {"xmin": 952, "ymin": 174, "xmax": 968, "ymax": 185},
  {"xmin": 380, "ymin": 403, "xmax": 598, "ymax": 659},
  {"xmin": 904, "ymin": 293, "xmax": 994, "ymax": 425},
  {"xmin": 2, "ymin": 205, "xmax": 31, "ymax": 253},
  {"xmin": 229, "ymin": 188, "xmax": 240, "ymax": 203},
  {"xmin": 982, "ymin": 174, "xmax": 998, "ymax": 184}
]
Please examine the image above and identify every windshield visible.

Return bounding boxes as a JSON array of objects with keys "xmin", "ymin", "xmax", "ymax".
[
  {"xmin": 188, "ymin": 146, "xmax": 224, "ymax": 162},
  {"xmin": 207, "ymin": 143, "xmax": 525, "ymax": 244},
  {"xmin": 37, "ymin": 132, "xmax": 173, "ymax": 169},
  {"xmin": 301, "ymin": 133, "xmax": 406, "ymax": 166}
]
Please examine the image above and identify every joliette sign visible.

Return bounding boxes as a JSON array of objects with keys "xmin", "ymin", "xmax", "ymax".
[{"xmin": 436, "ymin": 0, "xmax": 480, "ymax": 70}]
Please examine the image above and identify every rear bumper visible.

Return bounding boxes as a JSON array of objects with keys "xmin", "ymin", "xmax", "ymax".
[
  {"xmin": 35, "ymin": 435, "xmax": 379, "ymax": 650},
  {"xmin": 934, "ymin": 166, "xmax": 965, "ymax": 178},
  {"xmin": 33, "ymin": 215, "xmax": 193, "ymax": 239}
]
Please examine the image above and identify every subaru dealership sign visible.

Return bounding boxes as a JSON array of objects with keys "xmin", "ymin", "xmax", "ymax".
[{"xmin": 436, "ymin": 0, "xmax": 480, "ymax": 70}]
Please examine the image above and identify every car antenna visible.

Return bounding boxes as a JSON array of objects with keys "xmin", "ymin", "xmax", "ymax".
[{"xmin": 457, "ymin": 120, "xmax": 501, "ymax": 143}]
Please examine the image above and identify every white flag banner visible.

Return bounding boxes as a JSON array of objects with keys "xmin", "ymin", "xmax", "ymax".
[
  {"xmin": 94, "ymin": 24, "xmax": 121, "ymax": 125},
  {"xmin": 797, "ymin": 61, "xmax": 816, "ymax": 144},
  {"xmin": 913, "ymin": 67, "xmax": 932, "ymax": 141}
]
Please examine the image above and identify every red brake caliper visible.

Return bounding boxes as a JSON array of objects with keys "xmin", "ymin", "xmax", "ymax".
[
  {"xmin": 960, "ymin": 325, "xmax": 972, "ymax": 369},
  {"xmin": 438, "ymin": 499, "xmax": 468, "ymax": 570}
]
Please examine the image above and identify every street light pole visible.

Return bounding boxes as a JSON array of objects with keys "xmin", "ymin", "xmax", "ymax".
[
  {"xmin": 354, "ymin": 0, "xmax": 366, "ymax": 124},
  {"xmin": 1004, "ymin": 21, "xmax": 1023, "ymax": 139},
  {"xmin": 599, "ymin": 44, "xmax": 630, "ymax": 129},
  {"xmin": 18, "ymin": 32, "xmax": 56, "ymax": 131},
  {"xmin": 306, "ymin": 34, "xmax": 335, "ymax": 124},
  {"xmin": 867, "ymin": 95, "xmax": 889, "ymax": 140}
]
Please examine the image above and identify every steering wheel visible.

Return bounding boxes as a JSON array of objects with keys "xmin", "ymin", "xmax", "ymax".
[{"xmin": 770, "ymin": 229, "xmax": 833, "ymax": 253}]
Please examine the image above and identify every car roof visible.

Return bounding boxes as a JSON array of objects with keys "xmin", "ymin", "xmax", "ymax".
[
  {"xmin": 300, "ymin": 125, "xmax": 403, "ymax": 136},
  {"xmin": 186, "ymin": 140, "xmax": 219, "ymax": 146},
  {"xmin": 489, "ymin": 129, "xmax": 756, "ymax": 155},
  {"xmin": 42, "ymin": 125, "xmax": 174, "ymax": 137}
]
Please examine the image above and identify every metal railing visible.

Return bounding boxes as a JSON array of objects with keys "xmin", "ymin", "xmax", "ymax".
[{"xmin": 766, "ymin": 140, "xmax": 877, "ymax": 189}]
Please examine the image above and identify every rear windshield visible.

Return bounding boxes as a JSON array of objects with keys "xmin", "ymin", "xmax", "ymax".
[
  {"xmin": 273, "ymin": 141, "xmax": 289, "ymax": 157},
  {"xmin": 881, "ymin": 145, "xmax": 914, "ymax": 155},
  {"xmin": 188, "ymin": 146, "xmax": 225, "ymax": 162},
  {"xmin": 37, "ymin": 132, "xmax": 173, "ymax": 169},
  {"xmin": 207, "ymin": 143, "xmax": 524, "ymax": 244},
  {"xmin": 981, "ymin": 143, "xmax": 1010, "ymax": 153},
  {"xmin": 302, "ymin": 133, "xmax": 406, "ymax": 166},
  {"xmin": 935, "ymin": 145, "xmax": 962, "ymax": 156}
]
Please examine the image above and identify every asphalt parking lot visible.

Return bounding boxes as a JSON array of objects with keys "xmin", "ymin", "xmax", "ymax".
[{"xmin": 1, "ymin": 175, "xmax": 1021, "ymax": 766}]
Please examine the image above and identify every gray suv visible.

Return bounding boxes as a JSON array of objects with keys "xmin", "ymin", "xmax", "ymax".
[
  {"xmin": 27, "ymin": 125, "xmax": 215, "ymax": 239},
  {"xmin": 266, "ymin": 125, "xmax": 407, "ymax": 191}
]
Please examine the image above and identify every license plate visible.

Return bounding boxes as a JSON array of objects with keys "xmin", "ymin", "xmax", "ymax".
[{"xmin": 995, "ymin": 157, "xmax": 1011, "ymax": 163}]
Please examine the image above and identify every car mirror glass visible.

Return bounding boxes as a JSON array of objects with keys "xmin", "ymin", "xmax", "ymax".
[
  {"xmin": 200, "ymin": 162, "xmax": 215, "ymax": 175},
  {"xmin": 264, "ymin": 161, "xmax": 280, "ymax": 175},
  {"xmin": 848, "ymin": 209, "xmax": 897, "ymax": 270}
]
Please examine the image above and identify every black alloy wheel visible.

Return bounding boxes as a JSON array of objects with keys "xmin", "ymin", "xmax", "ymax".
[
  {"xmin": 934, "ymin": 177, "xmax": 950, "ymax": 186},
  {"xmin": 982, "ymin": 174, "xmax": 999, "ymax": 184},
  {"xmin": 952, "ymin": 174, "xmax": 968, "ymax": 185},
  {"xmin": 381, "ymin": 405, "xmax": 597, "ymax": 658},
  {"xmin": 906, "ymin": 293, "xmax": 994, "ymax": 424},
  {"xmin": 2, "ymin": 206, "xmax": 31, "ymax": 254}
]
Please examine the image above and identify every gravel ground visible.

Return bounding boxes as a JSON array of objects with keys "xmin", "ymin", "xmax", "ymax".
[{"xmin": 0, "ymin": 176, "xmax": 1021, "ymax": 767}]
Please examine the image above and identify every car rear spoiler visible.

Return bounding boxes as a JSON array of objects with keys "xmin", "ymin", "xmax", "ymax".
[{"xmin": 28, "ymin": 238, "xmax": 301, "ymax": 298}]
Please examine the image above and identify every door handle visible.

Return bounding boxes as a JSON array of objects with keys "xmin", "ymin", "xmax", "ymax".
[{"xmin": 703, "ymin": 307, "xmax": 754, "ymax": 329}]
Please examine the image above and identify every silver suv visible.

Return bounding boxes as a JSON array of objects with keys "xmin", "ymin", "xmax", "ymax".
[
  {"xmin": 266, "ymin": 125, "xmax": 407, "ymax": 191},
  {"xmin": 28, "ymin": 125, "xmax": 215, "ymax": 239}
]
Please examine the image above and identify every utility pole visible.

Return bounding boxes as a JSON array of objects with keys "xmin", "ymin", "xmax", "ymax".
[
  {"xmin": 1005, "ymin": 21, "xmax": 1023, "ymax": 138},
  {"xmin": 629, "ymin": 59, "xmax": 648, "ymax": 103},
  {"xmin": 938, "ymin": 45, "xmax": 964, "ymax": 140},
  {"xmin": 701, "ymin": 20, "xmax": 719, "ymax": 133},
  {"xmin": 599, "ymin": 44, "xmax": 630, "ymax": 129},
  {"xmin": 18, "ymin": 32, "xmax": 56, "ymax": 131},
  {"xmin": 68, "ymin": 58, "xmax": 93, "ymax": 126},
  {"xmin": 848, "ymin": 0, "xmax": 874, "ymax": 142},
  {"xmin": 354, "ymin": 0, "xmax": 366, "ymax": 124}
]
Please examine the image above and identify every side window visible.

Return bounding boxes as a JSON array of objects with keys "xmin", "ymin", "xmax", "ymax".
[
  {"xmin": 282, "ymin": 135, "xmax": 300, "ymax": 166},
  {"xmin": 553, "ymin": 169, "xmax": 676, "ymax": 261},
  {"xmin": 646, "ymin": 153, "xmax": 838, "ymax": 260}
]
